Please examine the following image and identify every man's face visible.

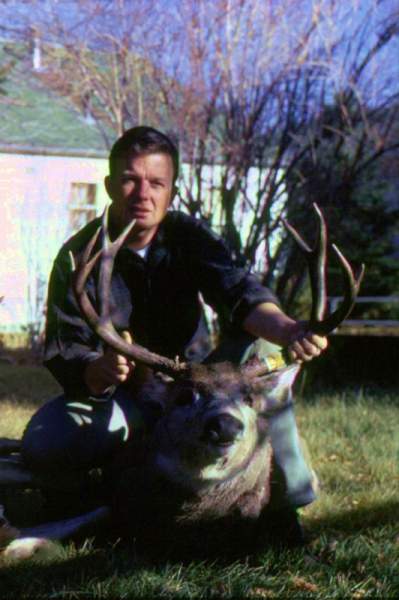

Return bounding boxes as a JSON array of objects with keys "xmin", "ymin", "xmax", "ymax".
[{"xmin": 105, "ymin": 152, "xmax": 176, "ymax": 240}]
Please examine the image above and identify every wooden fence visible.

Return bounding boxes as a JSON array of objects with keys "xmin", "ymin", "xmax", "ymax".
[{"xmin": 329, "ymin": 296, "xmax": 399, "ymax": 337}]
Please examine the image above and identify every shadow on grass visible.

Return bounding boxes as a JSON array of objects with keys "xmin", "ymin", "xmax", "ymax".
[
  {"xmin": 0, "ymin": 537, "xmax": 287, "ymax": 600},
  {"xmin": 0, "ymin": 364, "xmax": 61, "ymax": 408},
  {"xmin": 2, "ymin": 500, "xmax": 398, "ymax": 597},
  {"xmin": 0, "ymin": 548, "xmax": 141, "ymax": 596},
  {"xmin": 0, "ymin": 535, "xmax": 266, "ymax": 595},
  {"xmin": 306, "ymin": 498, "xmax": 399, "ymax": 534}
]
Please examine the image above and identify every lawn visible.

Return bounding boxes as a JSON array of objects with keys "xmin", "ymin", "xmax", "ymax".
[{"xmin": 0, "ymin": 363, "xmax": 398, "ymax": 598}]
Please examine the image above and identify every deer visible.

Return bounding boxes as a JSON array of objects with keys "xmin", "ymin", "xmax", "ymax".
[{"xmin": 0, "ymin": 204, "xmax": 364, "ymax": 561}]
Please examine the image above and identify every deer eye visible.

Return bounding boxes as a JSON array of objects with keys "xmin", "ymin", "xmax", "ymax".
[
  {"xmin": 244, "ymin": 394, "xmax": 254, "ymax": 407},
  {"xmin": 175, "ymin": 387, "xmax": 198, "ymax": 406}
]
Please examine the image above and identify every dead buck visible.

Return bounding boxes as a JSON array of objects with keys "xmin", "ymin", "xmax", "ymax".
[{"xmin": 0, "ymin": 204, "xmax": 364, "ymax": 560}]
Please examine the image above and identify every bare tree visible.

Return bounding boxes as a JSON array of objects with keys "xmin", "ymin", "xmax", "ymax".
[
  {"xmin": 153, "ymin": 6, "xmax": 395, "ymax": 221},
  {"xmin": 155, "ymin": 0, "xmax": 399, "ymax": 311},
  {"xmin": 272, "ymin": 3, "xmax": 399, "ymax": 310}
]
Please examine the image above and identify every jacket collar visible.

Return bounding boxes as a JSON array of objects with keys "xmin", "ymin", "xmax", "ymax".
[{"xmin": 115, "ymin": 212, "xmax": 174, "ymax": 269}]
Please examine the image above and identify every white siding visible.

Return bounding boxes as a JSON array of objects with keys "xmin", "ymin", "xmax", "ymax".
[{"xmin": 0, "ymin": 153, "xmax": 109, "ymax": 329}]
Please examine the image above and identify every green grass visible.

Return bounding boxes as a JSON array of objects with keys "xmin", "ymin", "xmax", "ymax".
[{"xmin": 0, "ymin": 364, "xmax": 398, "ymax": 598}]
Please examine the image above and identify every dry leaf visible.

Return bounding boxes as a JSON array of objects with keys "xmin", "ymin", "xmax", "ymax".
[
  {"xmin": 248, "ymin": 587, "xmax": 275, "ymax": 598},
  {"xmin": 327, "ymin": 540, "xmax": 339, "ymax": 552},
  {"xmin": 292, "ymin": 576, "xmax": 319, "ymax": 592}
]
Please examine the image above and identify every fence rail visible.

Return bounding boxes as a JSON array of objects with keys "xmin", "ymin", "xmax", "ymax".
[{"xmin": 329, "ymin": 296, "xmax": 399, "ymax": 337}]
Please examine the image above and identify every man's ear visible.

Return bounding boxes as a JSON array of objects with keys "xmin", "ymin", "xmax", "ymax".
[
  {"xmin": 104, "ymin": 175, "xmax": 113, "ymax": 200},
  {"xmin": 170, "ymin": 184, "xmax": 178, "ymax": 206}
]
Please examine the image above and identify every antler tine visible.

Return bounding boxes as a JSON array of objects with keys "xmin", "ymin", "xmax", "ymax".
[
  {"xmin": 315, "ymin": 244, "xmax": 365, "ymax": 335},
  {"xmin": 71, "ymin": 207, "xmax": 135, "ymax": 332},
  {"xmin": 70, "ymin": 226, "xmax": 103, "ymax": 328},
  {"xmin": 98, "ymin": 206, "xmax": 135, "ymax": 318},
  {"xmin": 71, "ymin": 208, "xmax": 188, "ymax": 374},
  {"xmin": 282, "ymin": 202, "xmax": 327, "ymax": 326},
  {"xmin": 282, "ymin": 203, "xmax": 364, "ymax": 336}
]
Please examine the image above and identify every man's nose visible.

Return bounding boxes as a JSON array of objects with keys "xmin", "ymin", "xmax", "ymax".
[{"xmin": 136, "ymin": 179, "xmax": 150, "ymax": 200}]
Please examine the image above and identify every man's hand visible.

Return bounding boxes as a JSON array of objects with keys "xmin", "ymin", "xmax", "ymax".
[
  {"xmin": 285, "ymin": 321, "xmax": 328, "ymax": 363},
  {"xmin": 84, "ymin": 331, "xmax": 135, "ymax": 395},
  {"xmin": 243, "ymin": 302, "xmax": 328, "ymax": 363}
]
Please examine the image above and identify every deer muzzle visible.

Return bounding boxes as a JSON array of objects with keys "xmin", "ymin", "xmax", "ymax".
[{"xmin": 201, "ymin": 413, "xmax": 244, "ymax": 446}]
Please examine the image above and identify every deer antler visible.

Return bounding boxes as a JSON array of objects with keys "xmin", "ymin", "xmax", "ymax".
[
  {"xmin": 70, "ymin": 207, "xmax": 188, "ymax": 374},
  {"xmin": 282, "ymin": 203, "xmax": 365, "ymax": 335}
]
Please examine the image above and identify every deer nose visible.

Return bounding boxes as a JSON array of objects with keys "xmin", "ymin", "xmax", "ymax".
[{"xmin": 202, "ymin": 413, "xmax": 244, "ymax": 445}]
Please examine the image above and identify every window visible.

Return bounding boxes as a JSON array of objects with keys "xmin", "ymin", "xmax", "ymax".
[{"xmin": 69, "ymin": 183, "xmax": 97, "ymax": 232}]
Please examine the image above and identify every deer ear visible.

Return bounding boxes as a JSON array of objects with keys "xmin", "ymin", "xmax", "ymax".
[{"xmin": 254, "ymin": 363, "xmax": 301, "ymax": 413}]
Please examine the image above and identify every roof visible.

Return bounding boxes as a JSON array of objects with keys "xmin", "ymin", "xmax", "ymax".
[{"xmin": 0, "ymin": 42, "xmax": 109, "ymax": 155}]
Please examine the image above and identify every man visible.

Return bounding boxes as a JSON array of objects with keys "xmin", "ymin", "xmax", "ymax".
[{"xmin": 22, "ymin": 126, "xmax": 326, "ymax": 536}]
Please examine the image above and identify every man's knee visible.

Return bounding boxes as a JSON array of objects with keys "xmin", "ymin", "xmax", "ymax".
[
  {"xmin": 21, "ymin": 395, "xmax": 81, "ymax": 471},
  {"xmin": 21, "ymin": 394, "xmax": 110, "ymax": 472},
  {"xmin": 21, "ymin": 389, "xmax": 143, "ymax": 472}
]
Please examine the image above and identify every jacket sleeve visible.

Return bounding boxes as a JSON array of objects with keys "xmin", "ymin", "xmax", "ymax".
[
  {"xmin": 43, "ymin": 248, "xmax": 103, "ymax": 396},
  {"xmin": 183, "ymin": 218, "xmax": 280, "ymax": 327}
]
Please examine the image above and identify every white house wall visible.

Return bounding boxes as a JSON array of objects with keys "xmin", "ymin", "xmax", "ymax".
[{"xmin": 0, "ymin": 152, "xmax": 109, "ymax": 330}]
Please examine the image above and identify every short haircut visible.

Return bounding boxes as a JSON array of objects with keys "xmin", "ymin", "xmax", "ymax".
[{"xmin": 108, "ymin": 126, "xmax": 179, "ymax": 183}]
